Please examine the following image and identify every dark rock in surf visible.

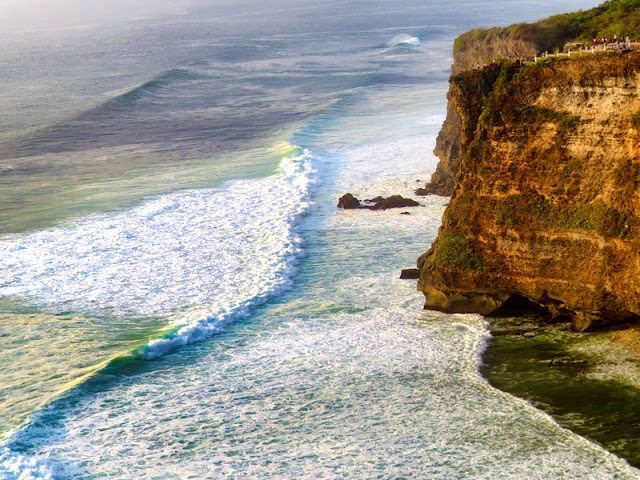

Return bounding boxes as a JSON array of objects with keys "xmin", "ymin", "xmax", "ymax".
[
  {"xmin": 337, "ymin": 193, "xmax": 360, "ymax": 209},
  {"xmin": 338, "ymin": 193, "xmax": 420, "ymax": 211},
  {"xmin": 415, "ymin": 184, "xmax": 439, "ymax": 196},
  {"xmin": 400, "ymin": 268, "xmax": 421, "ymax": 279},
  {"xmin": 364, "ymin": 195, "xmax": 420, "ymax": 210}
]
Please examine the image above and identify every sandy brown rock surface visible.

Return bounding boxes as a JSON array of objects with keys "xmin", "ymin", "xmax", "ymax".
[{"xmin": 419, "ymin": 52, "xmax": 640, "ymax": 331}]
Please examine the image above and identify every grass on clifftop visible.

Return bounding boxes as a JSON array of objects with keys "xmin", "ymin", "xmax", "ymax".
[{"xmin": 454, "ymin": 0, "xmax": 640, "ymax": 66}]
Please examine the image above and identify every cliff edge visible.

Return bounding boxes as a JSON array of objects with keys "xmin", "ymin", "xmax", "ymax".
[
  {"xmin": 425, "ymin": 0, "xmax": 640, "ymax": 196},
  {"xmin": 418, "ymin": 52, "xmax": 640, "ymax": 331}
]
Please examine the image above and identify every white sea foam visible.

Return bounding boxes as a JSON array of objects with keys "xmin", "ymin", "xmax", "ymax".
[
  {"xmin": 388, "ymin": 33, "xmax": 422, "ymax": 47},
  {"xmin": 0, "ymin": 449, "xmax": 55, "ymax": 480},
  {"xmin": 0, "ymin": 147, "xmax": 315, "ymax": 358},
  {"xmin": 7, "ymin": 281, "xmax": 637, "ymax": 479}
]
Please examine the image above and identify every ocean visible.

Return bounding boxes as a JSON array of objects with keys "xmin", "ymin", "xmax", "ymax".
[{"xmin": 1, "ymin": 1, "xmax": 638, "ymax": 478}]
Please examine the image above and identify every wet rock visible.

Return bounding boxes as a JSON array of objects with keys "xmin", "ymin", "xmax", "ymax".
[
  {"xmin": 415, "ymin": 184, "xmax": 439, "ymax": 196},
  {"xmin": 364, "ymin": 195, "xmax": 420, "ymax": 210},
  {"xmin": 337, "ymin": 193, "xmax": 360, "ymax": 209},
  {"xmin": 400, "ymin": 268, "xmax": 421, "ymax": 279},
  {"xmin": 338, "ymin": 193, "xmax": 420, "ymax": 211}
]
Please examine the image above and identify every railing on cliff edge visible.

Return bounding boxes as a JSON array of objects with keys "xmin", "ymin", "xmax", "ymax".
[
  {"xmin": 532, "ymin": 41, "xmax": 640, "ymax": 63},
  {"xmin": 459, "ymin": 41, "xmax": 640, "ymax": 73}
]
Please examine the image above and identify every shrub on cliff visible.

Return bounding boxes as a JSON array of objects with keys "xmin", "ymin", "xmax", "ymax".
[
  {"xmin": 434, "ymin": 235, "xmax": 484, "ymax": 270},
  {"xmin": 496, "ymin": 194, "xmax": 638, "ymax": 238},
  {"xmin": 453, "ymin": 0, "xmax": 640, "ymax": 70}
]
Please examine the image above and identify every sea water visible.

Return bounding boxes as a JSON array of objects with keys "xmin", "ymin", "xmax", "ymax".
[{"xmin": 2, "ymin": 0, "xmax": 638, "ymax": 478}]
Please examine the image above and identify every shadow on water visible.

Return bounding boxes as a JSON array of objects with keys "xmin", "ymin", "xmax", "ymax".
[{"xmin": 481, "ymin": 322, "xmax": 640, "ymax": 467}]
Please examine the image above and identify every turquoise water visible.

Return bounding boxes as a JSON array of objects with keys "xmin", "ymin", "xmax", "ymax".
[{"xmin": 3, "ymin": 1, "xmax": 638, "ymax": 478}]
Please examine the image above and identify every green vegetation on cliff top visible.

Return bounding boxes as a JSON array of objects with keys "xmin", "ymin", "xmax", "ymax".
[{"xmin": 455, "ymin": 0, "xmax": 640, "ymax": 62}]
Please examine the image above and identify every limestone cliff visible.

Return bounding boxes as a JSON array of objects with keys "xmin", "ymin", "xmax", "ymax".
[
  {"xmin": 427, "ymin": 67, "xmax": 500, "ymax": 196},
  {"xmin": 418, "ymin": 52, "xmax": 640, "ymax": 331},
  {"xmin": 452, "ymin": 26, "xmax": 547, "ymax": 75},
  {"xmin": 424, "ymin": 0, "xmax": 640, "ymax": 196}
]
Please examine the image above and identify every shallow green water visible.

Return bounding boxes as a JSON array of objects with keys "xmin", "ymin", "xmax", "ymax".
[{"xmin": 481, "ymin": 323, "xmax": 640, "ymax": 467}]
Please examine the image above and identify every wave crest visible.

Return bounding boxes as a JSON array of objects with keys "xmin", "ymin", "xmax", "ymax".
[
  {"xmin": 387, "ymin": 34, "xmax": 422, "ymax": 47},
  {"xmin": 0, "ymin": 144, "xmax": 316, "ymax": 360},
  {"xmin": 0, "ymin": 448, "xmax": 56, "ymax": 480}
]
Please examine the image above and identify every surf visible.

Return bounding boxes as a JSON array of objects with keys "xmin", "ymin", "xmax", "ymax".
[
  {"xmin": 0, "ymin": 142, "xmax": 316, "ymax": 443},
  {"xmin": 387, "ymin": 33, "xmax": 422, "ymax": 47}
]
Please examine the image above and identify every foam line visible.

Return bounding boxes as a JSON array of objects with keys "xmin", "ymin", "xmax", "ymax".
[
  {"xmin": 0, "ymin": 145, "xmax": 315, "ymax": 360},
  {"xmin": 0, "ymin": 448, "xmax": 56, "ymax": 480}
]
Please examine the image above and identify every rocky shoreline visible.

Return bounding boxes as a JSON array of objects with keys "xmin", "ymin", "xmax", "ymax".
[
  {"xmin": 481, "ymin": 316, "xmax": 640, "ymax": 467},
  {"xmin": 416, "ymin": 1, "xmax": 640, "ymax": 467}
]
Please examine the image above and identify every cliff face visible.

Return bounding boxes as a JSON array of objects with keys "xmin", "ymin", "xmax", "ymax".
[
  {"xmin": 428, "ymin": 67, "xmax": 501, "ymax": 195},
  {"xmin": 419, "ymin": 52, "xmax": 640, "ymax": 331},
  {"xmin": 452, "ymin": 28, "xmax": 541, "ymax": 74},
  {"xmin": 426, "ymin": 0, "xmax": 640, "ymax": 195},
  {"xmin": 429, "ymin": 39, "xmax": 532, "ymax": 197}
]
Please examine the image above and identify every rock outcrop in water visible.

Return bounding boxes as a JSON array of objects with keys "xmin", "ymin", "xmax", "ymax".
[
  {"xmin": 338, "ymin": 194, "xmax": 420, "ymax": 210},
  {"xmin": 337, "ymin": 193, "xmax": 361, "ymax": 209},
  {"xmin": 418, "ymin": 51, "xmax": 640, "ymax": 331}
]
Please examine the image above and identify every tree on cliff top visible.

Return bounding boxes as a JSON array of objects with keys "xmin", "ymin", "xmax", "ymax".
[{"xmin": 453, "ymin": 0, "xmax": 640, "ymax": 71}]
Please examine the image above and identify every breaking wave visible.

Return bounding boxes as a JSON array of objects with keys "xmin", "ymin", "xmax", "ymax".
[
  {"xmin": 0, "ymin": 143, "xmax": 315, "ymax": 359},
  {"xmin": 387, "ymin": 34, "xmax": 422, "ymax": 47},
  {"xmin": 0, "ymin": 449, "xmax": 56, "ymax": 480}
]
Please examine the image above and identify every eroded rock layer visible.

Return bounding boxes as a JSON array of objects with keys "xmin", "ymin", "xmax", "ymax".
[{"xmin": 419, "ymin": 52, "xmax": 640, "ymax": 331}]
